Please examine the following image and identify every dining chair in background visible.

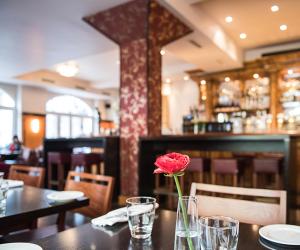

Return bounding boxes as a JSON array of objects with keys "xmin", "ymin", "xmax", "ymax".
[
  {"xmin": 190, "ymin": 183, "xmax": 286, "ymax": 225},
  {"xmin": 9, "ymin": 165, "xmax": 45, "ymax": 188}
]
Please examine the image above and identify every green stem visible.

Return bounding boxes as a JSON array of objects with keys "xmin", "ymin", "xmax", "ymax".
[{"xmin": 174, "ymin": 175, "xmax": 194, "ymax": 250}]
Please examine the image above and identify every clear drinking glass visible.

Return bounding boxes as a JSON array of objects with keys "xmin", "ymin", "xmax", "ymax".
[
  {"xmin": 199, "ymin": 216, "xmax": 239, "ymax": 250},
  {"xmin": 0, "ymin": 180, "xmax": 9, "ymax": 212},
  {"xmin": 174, "ymin": 196, "xmax": 199, "ymax": 250},
  {"xmin": 126, "ymin": 197, "xmax": 156, "ymax": 239}
]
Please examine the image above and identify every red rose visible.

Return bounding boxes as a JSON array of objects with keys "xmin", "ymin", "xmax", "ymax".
[{"xmin": 154, "ymin": 152, "xmax": 190, "ymax": 175}]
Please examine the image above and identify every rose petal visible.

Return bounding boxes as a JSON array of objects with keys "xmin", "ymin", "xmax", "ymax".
[{"xmin": 154, "ymin": 152, "xmax": 190, "ymax": 174}]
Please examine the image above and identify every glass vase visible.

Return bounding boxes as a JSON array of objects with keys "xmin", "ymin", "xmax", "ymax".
[{"xmin": 174, "ymin": 196, "xmax": 199, "ymax": 250}]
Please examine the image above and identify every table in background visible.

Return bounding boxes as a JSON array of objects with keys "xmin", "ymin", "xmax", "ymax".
[
  {"xmin": 33, "ymin": 210, "xmax": 265, "ymax": 250},
  {"xmin": 0, "ymin": 186, "xmax": 89, "ymax": 233}
]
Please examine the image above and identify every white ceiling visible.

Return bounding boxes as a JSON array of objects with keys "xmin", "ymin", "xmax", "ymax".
[
  {"xmin": 0, "ymin": 0, "xmax": 125, "ymax": 93},
  {"xmin": 1, "ymin": 0, "xmax": 300, "ymax": 97},
  {"xmin": 195, "ymin": 0, "xmax": 300, "ymax": 49}
]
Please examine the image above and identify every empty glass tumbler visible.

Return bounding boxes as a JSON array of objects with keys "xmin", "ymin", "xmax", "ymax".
[
  {"xmin": 199, "ymin": 216, "xmax": 239, "ymax": 250},
  {"xmin": 126, "ymin": 197, "xmax": 156, "ymax": 239}
]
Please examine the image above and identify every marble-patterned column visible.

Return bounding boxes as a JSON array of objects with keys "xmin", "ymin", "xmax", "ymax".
[{"xmin": 84, "ymin": 0, "xmax": 192, "ymax": 196}]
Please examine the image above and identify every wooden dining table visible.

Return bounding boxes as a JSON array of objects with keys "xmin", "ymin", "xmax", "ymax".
[
  {"xmin": 30, "ymin": 210, "xmax": 271, "ymax": 250},
  {"xmin": 0, "ymin": 185, "xmax": 89, "ymax": 233}
]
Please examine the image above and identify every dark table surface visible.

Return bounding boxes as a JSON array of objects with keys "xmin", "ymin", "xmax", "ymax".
[
  {"xmin": 0, "ymin": 186, "xmax": 89, "ymax": 229},
  {"xmin": 32, "ymin": 210, "xmax": 267, "ymax": 250}
]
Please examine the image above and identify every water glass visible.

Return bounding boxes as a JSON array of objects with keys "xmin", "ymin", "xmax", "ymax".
[
  {"xmin": 174, "ymin": 196, "xmax": 199, "ymax": 250},
  {"xmin": 199, "ymin": 216, "xmax": 239, "ymax": 250},
  {"xmin": 0, "ymin": 180, "xmax": 9, "ymax": 212},
  {"xmin": 126, "ymin": 197, "xmax": 156, "ymax": 239}
]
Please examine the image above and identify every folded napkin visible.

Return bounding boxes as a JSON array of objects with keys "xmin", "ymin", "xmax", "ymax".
[
  {"xmin": 6, "ymin": 179, "xmax": 24, "ymax": 189},
  {"xmin": 91, "ymin": 203, "xmax": 159, "ymax": 227}
]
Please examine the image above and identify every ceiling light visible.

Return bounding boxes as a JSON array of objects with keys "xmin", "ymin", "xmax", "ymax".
[
  {"xmin": 116, "ymin": 60, "xmax": 120, "ymax": 65},
  {"xmin": 239, "ymin": 33, "xmax": 247, "ymax": 39},
  {"xmin": 225, "ymin": 77, "xmax": 230, "ymax": 82},
  {"xmin": 253, "ymin": 73, "xmax": 259, "ymax": 79},
  {"xmin": 56, "ymin": 61, "xmax": 79, "ymax": 77},
  {"xmin": 271, "ymin": 5, "xmax": 279, "ymax": 12},
  {"xmin": 225, "ymin": 16, "xmax": 233, "ymax": 23},
  {"xmin": 166, "ymin": 78, "xmax": 171, "ymax": 83},
  {"xmin": 160, "ymin": 49, "xmax": 166, "ymax": 56},
  {"xmin": 200, "ymin": 80, "xmax": 206, "ymax": 85},
  {"xmin": 184, "ymin": 75, "xmax": 189, "ymax": 81},
  {"xmin": 202, "ymin": 96, "xmax": 207, "ymax": 101},
  {"xmin": 288, "ymin": 69, "xmax": 294, "ymax": 75},
  {"xmin": 280, "ymin": 24, "xmax": 287, "ymax": 31}
]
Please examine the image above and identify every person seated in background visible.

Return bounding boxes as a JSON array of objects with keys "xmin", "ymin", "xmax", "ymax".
[{"xmin": 8, "ymin": 135, "xmax": 22, "ymax": 153}]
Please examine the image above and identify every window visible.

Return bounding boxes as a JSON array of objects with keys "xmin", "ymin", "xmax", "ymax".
[
  {"xmin": 46, "ymin": 95, "xmax": 96, "ymax": 138},
  {"xmin": 0, "ymin": 89, "xmax": 15, "ymax": 148}
]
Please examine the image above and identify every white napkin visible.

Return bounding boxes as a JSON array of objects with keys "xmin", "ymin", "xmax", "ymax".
[
  {"xmin": 6, "ymin": 179, "xmax": 24, "ymax": 189},
  {"xmin": 91, "ymin": 203, "xmax": 159, "ymax": 227}
]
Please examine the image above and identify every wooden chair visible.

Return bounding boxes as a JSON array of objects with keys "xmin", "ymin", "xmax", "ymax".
[
  {"xmin": 211, "ymin": 159, "xmax": 239, "ymax": 187},
  {"xmin": 65, "ymin": 171, "xmax": 114, "ymax": 218},
  {"xmin": 9, "ymin": 165, "xmax": 45, "ymax": 188},
  {"xmin": 252, "ymin": 158, "xmax": 281, "ymax": 189},
  {"xmin": 190, "ymin": 183, "xmax": 286, "ymax": 225}
]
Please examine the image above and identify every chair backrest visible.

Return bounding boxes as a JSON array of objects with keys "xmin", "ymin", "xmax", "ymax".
[
  {"xmin": 253, "ymin": 158, "xmax": 279, "ymax": 173},
  {"xmin": 8, "ymin": 165, "xmax": 45, "ymax": 188},
  {"xmin": 65, "ymin": 171, "xmax": 115, "ymax": 218},
  {"xmin": 187, "ymin": 158, "xmax": 203, "ymax": 172},
  {"xmin": 212, "ymin": 159, "xmax": 238, "ymax": 174},
  {"xmin": 190, "ymin": 183, "xmax": 286, "ymax": 225}
]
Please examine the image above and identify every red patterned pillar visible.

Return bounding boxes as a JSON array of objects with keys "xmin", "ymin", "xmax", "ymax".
[{"xmin": 85, "ymin": 0, "xmax": 192, "ymax": 196}]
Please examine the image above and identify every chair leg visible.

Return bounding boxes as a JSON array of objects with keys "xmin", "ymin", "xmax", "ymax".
[
  {"xmin": 57, "ymin": 212, "xmax": 66, "ymax": 231},
  {"xmin": 47, "ymin": 163, "xmax": 52, "ymax": 189},
  {"xmin": 211, "ymin": 172, "xmax": 216, "ymax": 185},
  {"xmin": 57, "ymin": 164, "xmax": 64, "ymax": 191},
  {"xmin": 275, "ymin": 173, "xmax": 280, "ymax": 189},
  {"xmin": 252, "ymin": 172, "xmax": 257, "ymax": 188},
  {"xmin": 233, "ymin": 174, "xmax": 238, "ymax": 187}
]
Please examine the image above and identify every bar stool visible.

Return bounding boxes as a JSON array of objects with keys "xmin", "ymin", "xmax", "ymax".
[
  {"xmin": 184, "ymin": 158, "xmax": 207, "ymax": 194},
  {"xmin": 211, "ymin": 159, "xmax": 238, "ymax": 186},
  {"xmin": 252, "ymin": 158, "xmax": 281, "ymax": 189},
  {"xmin": 71, "ymin": 153, "xmax": 102, "ymax": 174},
  {"xmin": 47, "ymin": 152, "xmax": 71, "ymax": 190}
]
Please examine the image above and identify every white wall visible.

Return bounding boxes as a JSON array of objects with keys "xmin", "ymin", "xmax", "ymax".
[{"xmin": 167, "ymin": 80, "xmax": 199, "ymax": 134}]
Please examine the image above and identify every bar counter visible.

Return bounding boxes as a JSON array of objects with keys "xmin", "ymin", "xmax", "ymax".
[{"xmin": 138, "ymin": 133, "xmax": 300, "ymax": 223}]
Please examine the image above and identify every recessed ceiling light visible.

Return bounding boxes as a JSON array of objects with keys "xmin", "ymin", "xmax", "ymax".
[
  {"xmin": 184, "ymin": 75, "xmax": 189, "ymax": 81},
  {"xmin": 253, "ymin": 73, "xmax": 259, "ymax": 79},
  {"xmin": 160, "ymin": 49, "xmax": 166, "ymax": 55},
  {"xmin": 225, "ymin": 16, "xmax": 233, "ymax": 23},
  {"xmin": 166, "ymin": 78, "xmax": 171, "ymax": 83},
  {"xmin": 288, "ymin": 69, "xmax": 294, "ymax": 75},
  {"xmin": 200, "ymin": 80, "xmax": 206, "ymax": 85},
  {"xmin": 271, "ymin": 5, "xmax": 279, "ymax": 12},
  {"xmin": 116, "ymin": 60, "xmax": 120, "ymax": 65},
  {"xmin": 225, "ymin": 77, "xmax": 231, "ymax": 82},
  {"xmin": 280, "ymin": 24, "xmax": 287, "ymax": 31},
  {"xmin": 239, "ymin": 33, "xmax": 247, "ymax": 39}
]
